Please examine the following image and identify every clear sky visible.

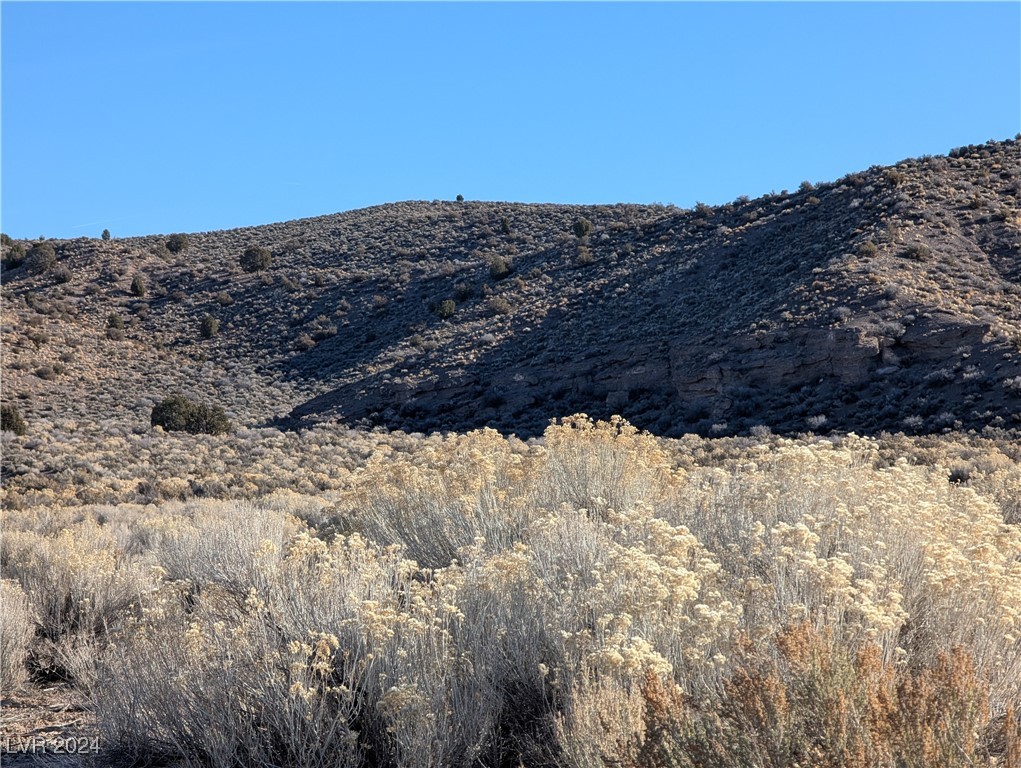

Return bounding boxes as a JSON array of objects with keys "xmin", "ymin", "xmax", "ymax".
[{"xmin": 2, "ymin": 2, "xmax": 1019, "ymax": 240}]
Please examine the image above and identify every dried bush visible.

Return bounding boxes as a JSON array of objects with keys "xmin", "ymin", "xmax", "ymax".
[
  {"xmin": 0, "ymin": 580, "xmax": 35, "ymax": 692},
  {"xmin": 487, "ymin": 296, "xmax": 512, "ymax": 315},
  {"xmin": 1, "ymin": 520, "xmax": 155, "ymax": 683}
]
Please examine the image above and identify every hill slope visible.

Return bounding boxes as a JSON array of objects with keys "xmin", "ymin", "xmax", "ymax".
[{"xmin": 2, "ymin": 138, "xmax": 1020, "ymax": 438}]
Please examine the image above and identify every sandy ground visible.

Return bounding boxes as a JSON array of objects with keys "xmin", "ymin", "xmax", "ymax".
[{"xmin": 0, "ymin": 684, "xmax": 98, "ymax": 767}]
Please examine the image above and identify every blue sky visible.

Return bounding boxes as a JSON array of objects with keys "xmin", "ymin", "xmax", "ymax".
[{"xmin": 2, "ymin": 2, "xmax": 1019, "ymax": 240}]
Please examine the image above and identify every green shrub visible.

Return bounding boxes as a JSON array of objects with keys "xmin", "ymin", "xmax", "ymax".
[
  {"xmin": 2, "ymin": 241, "xmax": 26, "ymax": 270},
  {"xmin": 200, "ymin": 315, "xmax": 220, "ymax": 339},
  {"xmin": 436, "ymin": 299, "xmax": 456, "ymax": 319},
  {"xmin": 240, "ymin": 246, "xmax": 272, "ymax": 273},
  {"xmin": 25, "ymin": 242, "xmax": 57, "ymax": 274},
  {"xmin": 1, "ymin": 404, "xmax": 27, "ymax": 435},
  {"xmin": 102, "ymin": 229, "xmax": 111, "ymax": 241},
  {"xmin": 166, "ymin": 234, "xmax": 190, "ymax": 254},
  {"xmin": 572, "ymin": 217, "xmax": 593, "ymax": 239},
  {"xmin": 456, "ymin": 194, "xmax": 464, "ymax": 203},
  {"xmin": 107, "ymin": 313, "xmax": 125, "ymax": 340},
  {"xmin": 130, "ymin": 275, "xmax": 146, "ymax": 297},
  {"xmin": 488, "ymin": 254, "xmax": 511, "ymax": 280},
  {"xmin": 501, "ymin": 217, "xmax": 511, "ymax": 235},
  {"xmin": 0, "ymin": 233, "xmax": 11, "ymax": 247},
  {"xmin": 150, "ymin": 394, "xmax": 231, "ymax": 435}
]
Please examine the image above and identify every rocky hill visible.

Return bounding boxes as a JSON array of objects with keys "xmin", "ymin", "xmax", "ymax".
[{"xmin": 2, "ymin": 138, "xmax": 1020, "ymax": 439}]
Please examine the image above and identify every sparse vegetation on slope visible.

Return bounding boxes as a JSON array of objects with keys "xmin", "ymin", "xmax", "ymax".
[{"xmin": 1, "ymin": 139, "xmax": 1017, "ymax": 444}]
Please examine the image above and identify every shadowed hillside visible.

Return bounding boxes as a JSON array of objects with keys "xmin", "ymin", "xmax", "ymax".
[{"xmin": 2, "ymin": 138, "xmax": 1019, "ymax": 439}]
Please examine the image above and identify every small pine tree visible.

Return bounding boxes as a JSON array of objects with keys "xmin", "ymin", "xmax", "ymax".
[
  {"xmin": 130, "ymin": 275, "xmax": 146, "ymax": 297},
  {"xmin": 150, "ymin": 394, "xmax": 195, "ymax": 432},
  {"xmin": 456, "ymin": 194, "xmax": 464, "ymax": 203},
  {"xmin": 189, "ymin": 403, "xmax": 232, "ymax": 435},
  {"xmin": 240, "ymin": 246, "xmax": 272, "ymax": 273},
  {"xmin": 200, "ymin": 314, "xmax": 219, "ymax": 339},
  {"xmin": 101, "ymin": 229, "xmax": 111, "ymax": 241},
  {"xmin": 1, "ymin": 404, "xmax": 27, "ymax": 435},
  {"xmin": 436, "ymin": 299, "xmax": 456, "ymax": 319},
  {"xmin": 2, "ymin": 241, "xmax": 26, "ymax": 270},
  {"xmin": 166, "ymin": 233, "xmax": 190, "ymax": 253},
  {"xmin": 488, "ymin": 254, "xmax": 511, "ymax": 280},
  {"xmin": 151, "ymin": 394, "xmax": 231, "ymax": 435},
  {"xmin": 25, "ymin": 242, "xmax": 57, "ymax": 274},
  {"xmin": 572, "ymin": 217, "xmax": 593, "ymax": 239}
]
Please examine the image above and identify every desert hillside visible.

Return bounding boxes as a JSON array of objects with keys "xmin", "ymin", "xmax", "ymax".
[{"xmin": 2, "ymin": 138, "xmax": 1019, "ymax": 443}]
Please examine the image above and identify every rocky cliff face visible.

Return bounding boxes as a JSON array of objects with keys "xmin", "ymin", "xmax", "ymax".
[{"xmin": 3, "ymin": 138, "xmax": 1019, "ymax": 438}]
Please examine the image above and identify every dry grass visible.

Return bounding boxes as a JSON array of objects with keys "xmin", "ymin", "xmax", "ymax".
[
  {"xmin": 3, "ymin": 417, "xmax": 1019, "ymax": 765},
  {"xmin": 1, "ymin": 579, "xmax": 35, "ymax": 694}
]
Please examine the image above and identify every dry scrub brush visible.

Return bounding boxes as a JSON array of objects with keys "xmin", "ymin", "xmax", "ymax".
[
  {"xmin": 1, "ymin": 579, "xmax": 36, "ymax": 693},
  {"xmin": 4, "ymin": 417, "xmax": 1020, "ymax": 766}
]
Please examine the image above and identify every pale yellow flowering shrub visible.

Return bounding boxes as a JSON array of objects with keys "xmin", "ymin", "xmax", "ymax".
[
  {"xmin": 532, "ymin": 414, "xmax": 675, "ymax": 512},
  {"xmin": 96, "ymin": 609, "xmax": 364, "ymax": 768},
  {"xmin": 670, "ymin": 438, "xmax": 1021, "ymax": 710},
  {"xmin": 12, "ymin": 418, "xmax": 1019, "ymax": 766},
  {"xmin": 336, "ymin": 428, "xmax": 533, "ymax": 568},
  {"xmin": 139, "ymin": 499, "xmax": 299, "ymax": 598},
  {"xmin": 2, "ymin": 519, "xmax": 155, "ymax": 643},
  {"xmin": 1, "ymin": 579, "xmax": 35, "ymax": 693}
]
